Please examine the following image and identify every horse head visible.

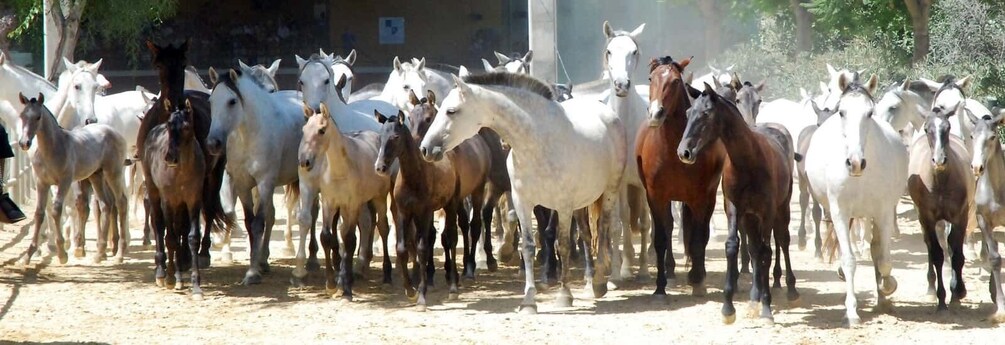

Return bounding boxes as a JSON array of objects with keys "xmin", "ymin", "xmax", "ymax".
[
  {"xmin": 835, "ymin": 72, "xmax": 880, "ymax": 176},
  {"xmin": 968, "ymin": 109, "xmax": 1005, "ymax": 176},
  {"xmin": 296, "ymin": 53, "xmax": 336, "ymax": 111},
  {"xmin": 486, "ymin": 50, "xmax": 532, "ymax": 74},
  {"xmin": 165, "ymin": 98, "xmax": 195, "ymax": 167},
  {"xmin": 16, "ymin": 92, "xmax": 46, "ymax": 150},
  {"xmin": 384, "ymin": 56, "xmax": 431, "ymax": 111},
  {"xmin": 678, "ymin": 83, "xmax": 731, "ymax": 164},
  {"xmin": 207, "ymin": 67, "xmax": 249, "ymax": 155},
  {"xmin": 62, "ymin": 58, "xmax": 103, "ymax": 127},
  {"xmin": 647, "ymin": 55, "xmax": 695, "ymax": 126},
  {"xmin": 373, "ymin": 108, "xmax": 409, "ymax": 176},
  {"xmin": 603, "ymin": 21, "xmax": 645, "ymax": 97},
  {"xmin": 146, "ymin": 39, "xmax": 190, "ymax": 106},
  {"xmin": 330, "ymin": 49, "xmax": 356, "ymax": 101},
  {"xmin": 734, "ymin": 80, "xmax": 765, "ymax": 125},
  {"xmin": 239, "ymin": 59, "xmax": 281, "ymax": 93},
  {"xmin": 928, "ymin": 75, "xmax": 972, "ymax": 118}
]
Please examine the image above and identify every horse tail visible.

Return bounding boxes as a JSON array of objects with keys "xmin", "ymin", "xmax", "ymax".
[{"xmin": 203, "ymin": 154, "xmax": 234, "ymax": 232}]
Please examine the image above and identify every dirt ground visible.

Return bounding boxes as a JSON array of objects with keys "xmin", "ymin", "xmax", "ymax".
[{"xmin": 1, "ymin": 187, "xmax": 1003, "ymax": 344}]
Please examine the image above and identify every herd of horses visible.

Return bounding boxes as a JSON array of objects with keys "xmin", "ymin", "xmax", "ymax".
[{"xmin": 2, "ymin": 20, "xmax": 1005, "ymax": 327}]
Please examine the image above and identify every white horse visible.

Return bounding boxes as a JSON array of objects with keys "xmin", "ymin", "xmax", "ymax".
[
  {"xmin": 318, "ymin": 49, "xmax": 356, "ymax": 101},
  {"xmin": 378, "ymin": 57, "xmax": 451, "ymax": 110},
  {"xmin": 482, "ymin": 50, "xmax": 532, "ymax": 74},
  {"xmin": 419, "ymin": 72, "xmax": 627, "ymax": 313},
  {"xmin": 689, "ymin": 64, "xmax": 733, "ymax": 90},
  {"xmin": 919, "ymin": 76, "xmax": 991, "ymax": 151},
  {"xmin": 296, "ymin": 53, "xmax": 397, "ymax": 131},
  {"xmin": 207, "ymin": 68, "xmax": 304, "ymax": 285},
  {"xmin": 601, "ymin": 20, "xmax": 651, "ymax": 282},
  {"xmin": 804, "ymin": 73, "xmax": 907, "ymax": 327},
  {"xmin": 0, "ymin": 52, "xmax": 64, "ymax": 129},
  {"xmin": 966, "ymin": 110, "xmax": 1005, "ymax": 323},
  {"xmin": 238, "ymin": 59, "xmax": 282, "ymax": 93},
  {"xmin": 819, "ymin": 64, "xmax": 865, "ymax": 111},
  {"xmin": 184, "ymin": 66, "xmax": 211, "ymax": 94}
]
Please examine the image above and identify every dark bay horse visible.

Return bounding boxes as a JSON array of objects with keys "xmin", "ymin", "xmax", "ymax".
[
  {"xmin": 636, "ymin": 56, "xmax": 725, "ymax": 299},
  {"xmin": 143, "ymin": 99, "xmax": 210, "ymax": 298},
  {"xmin": 678, "ymin": 83, "xmax": 798, "ymax": 324},
  {"xmin": 138, "ymin": 40, "xmax": 229, "ymax": 285}
]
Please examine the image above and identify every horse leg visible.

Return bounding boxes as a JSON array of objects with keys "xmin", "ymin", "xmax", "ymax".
[
  {"xmin": 721, "ymin": 199, "xmax": 740, "ymax": 324},
  {"xmin": 648, "ymin": 198, "xmax": 672, "ymax": 300},
  {"xmin": 372, "ymin": 196, "xmax": 393, "ymax": 285},
  {"xmin": 259, "ymin": 183, "xmax": 278, "ymax": 273},
  {"xmin": 353, "ymin": 203, "xmax": 375, "ymax": 278},
  {"xmin": 683, "ymin": 202, "xmax": 711, "ymax": 296},
  {"xmin": 574, "ymin": 208, "xmax": 594, "ymax": 286},
  {"xmin": 319, "ymin": 205, "xmax": 339, "ymax": 296},
  {"xmin": 510, "ymin": 191, "xmax": 539, "ymax": 314},
  {"xmin": 237, "ymin": 187, "xmax": 261, "ymax": 285},
  {"xmin": 922, "ymin": 217, "xmax": 947, "ymax": 310},
  {"xmin": 23, "ymin": 184, "xmax": 53, "ymax": 265},
  {"xmin": 88, "ymin": 177, "xmax": 114, "ymax": 265},
  {"xmin": 415, "ymin": 211, "xmax": 435, "ymax": 311},
  {"xmin": 71, "ymin": 181, "xmax": 90, "ymax": 259},
  {"xmin": 590, "ymin": 190, "xmax": 619, "ymax": 299},
  {"xmin": 948, "ymin": 220, "xmax": 967, "ymax": 307},
  {"xmin": 775, "ymin": 203, "xmax": 799, "ymax": 303},
  {"xmin": 337, "ymin": 206, "xmax": 359, "ymax": 301},
  {"xmin": 739, "ymin": 229, "xmax": 751, "ymax": 274},
  {"xmin": 537, "ymin": 207, "xmax": 558, "ymax": 286},
  {"xmin": 292, "ymin": 186, "xmax": 318, "ymax": 285},
  {"xmin": 481, "ymin": 184, "xmax": 502, "ymax": 272},
  {"xmin": 467, "ymin": 186, "xmax": 486, "ymax": 279},
  {"xmin": 976, "ymin": 213, "xmax": 1005, "ymax": 322},
  {"xmin": 832, "ymin": 212, "xmax": 861, "ymax": 326},
  {"xmin": 150, "ymin": 194, "xmax": 168, "ymax": 287},
  {"xmin": 497, "ymin": 192, "xmax": 517, "ymax": 263},
  {"xmin": 871, "ymin": 214, "xmax": 897, "ymax": 315},
  {"xmin": 395, "ymin": 211, "xmax": 417, "ymax": 299},
  {"xmin": 811, "ymin": 196, "xmax": 823, "ymax": 259},
  {"xmin": 188, "ymin": 204, "xmax": 204, "ymax": 299},
  {"xmin": 307, "ymin": 197, "xmax": 321, "ymax": 271},
  {"xmin": 629, "ymin": 187, "xmax": 651, "ymax": 281},
  {"xmin": 754, "ymin": 220, "xmax": 774, "ymax": 324},
  {"xmin": 213, "ymin": 171, "xmax": 237, "ymax": 262},
  {"xmin": 282, "ymin": 187, "xmax": 296, "ymax": 258},
  {"xmin": 102, "ymin": 170, "xmax": 129, "ymax": 264},
  {"xmin": 445, "ymin": 202, "xmax": 463, "ymax": 298},
  {"xmin": 554, "ymin": 211, "xmax": 574, "ymax": 308},
  {"xmin": 616, "ymin": 188, "xmax": 633, "ymax": 282},
  {"xmin": 49, "ymin": 181, "xmax": 73, "ymax": 264}
]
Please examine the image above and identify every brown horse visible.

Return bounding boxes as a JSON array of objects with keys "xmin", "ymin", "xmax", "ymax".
[
  {"xmin": 908, "ymin": 110, "xmax": 974, "ymax": 311},
  {"xmin": 636, "ymin": 56, "xmax": 725, "ymax": 299},
  {"xmin": 678, "ymin": 83, "xmax": 797, "ymax": 324},
  {"xmin": 138, "ymin": 40, "xmax": 229, "ymax": 285},
  {"xmin": 143, "ymin": 99, "xmax": 209, "ymax": 298},
  {"xmin": 374, "ymin": 91, "xmax": 490, "ymax": 310}
]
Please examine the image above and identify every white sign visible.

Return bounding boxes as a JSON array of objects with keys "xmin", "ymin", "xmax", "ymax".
[{"xmin": 379, "ymin": 17, "xmax": 405, "ymax": 45}]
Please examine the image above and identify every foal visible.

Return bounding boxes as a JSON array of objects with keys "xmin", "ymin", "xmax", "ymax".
[
  {"xmin": 966, "ymin": 111, "xmax": 1005, "ymax": 322},
  {"xmin": 678, "ymin": 84, "xmax": 797, "ymax": 324},
  {"xmin": 908, "ymin": 109, "xmax": 973, "ymax": 311}
]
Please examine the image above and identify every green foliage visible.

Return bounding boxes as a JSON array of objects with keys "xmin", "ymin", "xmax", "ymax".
[
  {"xmin": 922, "ymin": 0, "xmax": 1005, "ymax": 99},
  {"xmin": 805, "ymin": 0, "xmax": 911, "ymax": 52}
]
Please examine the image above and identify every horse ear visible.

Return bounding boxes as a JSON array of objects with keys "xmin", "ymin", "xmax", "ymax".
[
  {"xmin": 919, "ymin": 77, "xmax": 941, "ymax": 92},
  {"xmin": 494, "ymin": 51, "xmax": 510, "ymax": 65},
  {"xmin": 427, "ymin": 90, "xmax": 437, "ymax": 104},
  {"xmin": 395, "ymin": 110, "xmax": 405, "ymax": 125},
  {"xmin": 295, "ymin": 55, "xmax": 307, "ymax": 69},
  {"xmin": 685, "ymin": 71, "xmax": 694, "ymax": 85},
  {"xmin": 684, "ymin": 83, "xmax": 700, "ymax": 103},
  {"xmin": 900, "ymin": 79, "xmax": 911, "ymax": 91},
  {"xmin": 0, "ymin": 51, "xmax": 6, "ymax": 65},
  {"xmin": 18, "ymin": 92, "xmax": 28, "ymax": 105},
  {"xmin": 96, "ymin": 74, "xmax": 111, "ymax": 91},
  {"xmin": 208, "ymin": 67, "xmax": 219, "ymax": 85},
  {"xmin": 865, "ymin": 74, "xmax": 879, "ymax": 95},
  {"xmin": 228, "ymin": 69, "xmax": 240, "ymax": 82},
  {"xmin": 335, "ymin": 74, "xmax": 347, "ymax": 92},
  {"xmin": 603, "ymin": 20, "xmax": 615, "ymax": 39},
  {"xmin": 345, "ymin": 49, "xmax": 357, "ymax": 65},
  {"xmin": 408, "ymin": 89, "xmax": 421, "ymax": 106},
  {"xmin": 826, "ymin": 63, "xmax": 838, "ymax": 78},
  {"xmin": 481, "ymin": 59, "xmax": 495, "ymax": 72},
  {"xmin": 458, "ymin": 65, "xmax": 470, "ymax": 78},
  {"xmin": 679, "ymin": 56, "xmax": 692, "ymax": 69},
  {"xmin": 712, "ymin": 75, "xmax": 723, "ymax": 90},
  {"xmin": 184, "ymin": 99, "xmax": 193, "ymax": 113},
  {"xmin": 374, "ymin": 110, "xmax": 388, "ymax": 124},
  {"xmin": 629, "ymin": 23, "xmax": 646, "ymax": 39},
  {"xmin": 755, "ymin": 80, "xmax": 766, "ymax": 93},
  {"xmin": 703, "ymin": 82, "xmax": 715, "ymax": 95},
  {"xmin": 319, "ymin": 103, "xmax": 330, "ymax": 119},
  {"xmin": 810, "ymin": 99, "xmax": 822, "ymax": 114},
  {"xmin": 267, "ymin": 59, "xmax": 281, "ymax": 76},
  {"xmin": 819, "ymin": 81, "xmax": 829, "ymax": 94},
  {"xmin": 393, "ymin": 56, "xmax": 403, "ymax": 72},
  {"xmin": 416, "ymin": 58, "xmax": 426, "ymax": 70},
  {"xmin": 303, "ymin": 103, "xmax": 314, "ymax": 119},
  {"xmin": 800, "ymin": 87, "xmax": 810, "ymax": 100},
  {"xmin": 452, "ymin": 74, "xmax": 472, "ymax": 96},
  {"xmin": 63, "ymin": 57, "xmax": 75, "ymax": 72},
  {"xmin": 709, "ymin": 65, "xmax": 721, "ymax": 76},
  {"xmin": 725, "ymin": 64, "xmax": 735, "ymax": 72},
  {"xmin": 238, "ymin": 59, "xmax": 252, "ymax": 72},
  {"xmin": 523, "ymin": 50, "xmax": 533, "ymax": 63},
  {"xmin": 91, "ymin": 58, "xmax": 104, "ymax": 72},
  {"xmin": 957, "ymin": 75, "xmax": 973, "ymax": 91},
  {"xmin": 837, "ymin": 73, "xmax": 850, "ymax": 93},
  {"xmin": 163, "ymin": 99, "xmax": 172, "ymax": 113}
]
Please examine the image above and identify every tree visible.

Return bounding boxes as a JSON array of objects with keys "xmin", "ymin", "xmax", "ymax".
[
  {"xmin": 903, "ymin": 0, "xmax": 933, "ymax": 63},
  {"xmin": 789, "ymin": 0, "xmax": 813, "ymax": 51},
  {"xmin": 6, "ymin": 0, "xmax": 177, "ymax": 79}
]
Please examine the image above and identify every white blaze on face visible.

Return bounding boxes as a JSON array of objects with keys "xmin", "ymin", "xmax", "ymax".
[
  {"xmin": 605, "ymin": 35, "xmax": 638, "ymax": 95},
  {"xmin": 930, "ymin": 116, "xmax": 946, "ymax": 165},
  {"xmin": 649, "ymin": 99, "xmax": 662, "ymax": 119},
  {"xmin": 839, "ymin": 92, "xmax": 873, "ymax": 174}
]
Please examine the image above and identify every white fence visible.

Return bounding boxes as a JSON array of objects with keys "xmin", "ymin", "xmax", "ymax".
[{"xmin": 4, "ymin": 138, "xmax": 34, "ymax": 207}]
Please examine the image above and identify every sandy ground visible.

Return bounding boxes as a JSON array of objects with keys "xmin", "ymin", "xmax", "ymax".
[{"xmin": 1, "ymin": 186, "xmax": 1003, "ymax": 344}]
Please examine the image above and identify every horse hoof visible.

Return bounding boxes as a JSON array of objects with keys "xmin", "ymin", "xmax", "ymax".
[
  {"xmin": 759, "ymin": 316, "xmax": 776, "ymax": 326},
  {"xmin": 198, "ymin": 255, "xmax": 211, "ymax": 269},
  {"xmin": 448, "ymin": 292, "xmax": 460, "ymax": 301},
  {"xmin": 798, "ymin": 239, "xmax": 807, "ymax": 251},
  {"xmin": 306, "ymin": 259, "xmax": 321, "ymax": 272},
  {"xmin": 787, "ymin": 290, "xmax": 801, "ymax": 304},
  {"xmin": 407, "ymin": 291, "xmax": 419, "ymax": 303},
  {"xmin": 241, "ymin": 273, "xmax": 263, "ymax": 285},
  {"xmin": 73, "ymin": 247, "xmax": 86, "ymax": 258},
  {"xmin": 57, "ymin": 252, "xmax": 69, "ymax": 265},
  {"xmin": 342, "ymin": 294, "xmax": 354, "ymax": 302},
  {"xmin": 90, "ymin": 254, "xmax": 104, "ymax": 265},
  {"xmin": 259, "ymin": 262, "xmax": 271, "ymax": 273},
  {"xmin": 881, "ymin": 276, "xmax": 898, "ymax": 296},
  {"xmin": 155, "ymin": 278, "xmax": 166, "ymax": 287},
  {"xmin": 991, "ymin": 311, "xmax": 1005, "ymax": 324},
  {"xmin": 872, "ymin": 300, "xmax": 894, "ymax": 314},
  {"xmin": 592, "ymin": 282, "xmax": 608, "ymax": 299},
  {"xmin": 926, "ymin": 289, "xmax": 938, "ymax": 302},
  {"xmin": 555, "ymin": 293, "xmax": 573, "ymax": 308},
  {"xmin": 635, "ymin": 273, "xmax": 652, "ymax": 283},
  {"xmin": 692, "ymin": 284, "xmax": 707, "ymax": 297},
  {"xmin": 517, "ymin": 304, "xmax": 538, "ymax": 315},
  {"xmin": 415, "ymin": 304, "xmax": 427, "ymax": 312},
  {"xmin": 846, "ymin": 316, "xmax": 862, "ymax": 328},
  {"xmin": 174, "ymin": 281, "xmax": 184, "ymax": 291},
  {"xmin": 113, "ymin": 256, "xmax": 124, "ymax": 265},
  {"xmin": 722, "ymin": 313, "xmax": 736, "ymax": 325},
  {"xmin": 192, "ymin": 293, "xmax": 204, "ymax": 301},
  {"xmin": 747, "ymin": 302, "xmax": 760, "ymax": 318},
  {"xmin": 486, "ymin": 259, "xmax": 498, "ymax": 272},
  {"xmin": 325, "ymin": 288, "xmax": 340, "ymax": 298},
  {"xmin": 290, "ymin": 277, "xmax": 306, "ymax": 288}
]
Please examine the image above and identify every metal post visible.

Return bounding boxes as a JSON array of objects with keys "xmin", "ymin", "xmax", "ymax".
[{"xmin": 528, "ymin": 0, "xmax": 557, "ymax": 83}]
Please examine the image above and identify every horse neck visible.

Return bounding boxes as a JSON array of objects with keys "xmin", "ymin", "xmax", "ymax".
[
  {"xmin": 159, "ymin": 68, "xmax": 187, "ymax": 107},
  {"xmin": 0, "ymin": 65, "xmax": 56, "ymax": 102},
  {"xmin": 478, "ymin": 87, "xmax": 557, "ymax": 161},
  {"xmin": 715, "ymin": 105, "xmax": 759, "ymax": 168},
  {"xmin": 395, "ymin": 133, "xmax": 432, "ymax": 190},
  {"xmin": 320, "ymin": 125, "xmax": 352, "ymax": 176},
  {"xmin": 33, "ymin": 108, "xmax": 69, "ymax": 156},
  {"xmin": 981, "ymin": 142, "xmax": 1005, "ymax": 195},
  {"xmin": 660, "ymin": 85, "xmax": 691, "ymax": 138},
  {"xmin": 235, "ymin": 79, "xmax": 274, "ymax": 134},
  {"xmin": 608, "ymin": 84, "xmax": 640, "ymax": 115}
]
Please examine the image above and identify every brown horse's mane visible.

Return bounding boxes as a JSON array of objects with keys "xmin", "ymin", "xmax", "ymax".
[{"xmin": 462, "ymin": 72, "xmax": 554, "ymax": 101}]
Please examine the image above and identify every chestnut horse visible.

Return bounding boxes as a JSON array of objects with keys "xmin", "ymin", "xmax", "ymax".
[
  {"xmin": 637, "ymin": 56, "xmax": 725, "ymax": 299},
  {"xmin": 679, "ymin": 83, "xmax": 798, "ymax": 324}
]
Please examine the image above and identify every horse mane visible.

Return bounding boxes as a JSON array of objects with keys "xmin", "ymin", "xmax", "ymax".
[
  {"xmin": 841, "ymin": 80, "xmax": 874, "ymax": 101},
  {"xmin": 248, "ymin": 66, "xmax": 278, "ymax": 90},
  {"xmin": 935, "ymin": 75, "xmax": 967, "ymax": 100},
  {"xmin": 332, "ymin": 55, "xmax": 355, "ymax": 75},
  {"xmin": 462, "ymin": 72, "xmax": 555, "ymax": 101},
  {"xmin": 649, "ymin": 56, "xmax": 682, "ymax": 74},
  {"xmin": 212, "ymin": 69, "xmax": 245, "ymax": 101}
]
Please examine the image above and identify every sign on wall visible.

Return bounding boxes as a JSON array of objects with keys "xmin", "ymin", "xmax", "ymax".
[{"xmin": 379, "ymin": 17, "xmax": 405, "ymax": 45}]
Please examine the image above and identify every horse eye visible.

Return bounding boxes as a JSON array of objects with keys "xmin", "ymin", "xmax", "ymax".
[
  {"xmin": 403, "ymin": 85, "xmax": 411, "ymax": 90},
  {"xmin": 228, "ymin": 99, "xmax": 237, "ymax": 106},
  {"xmin": 424, "ymin": 117, "xmax": 432, "ymax": 123},
  {"xmin": 74, "ymin": 84, "xmax": 82, "ymax": 90},
  {"xmin": 298, "ymin": 80, "xmax": 304, "ymax": 85},
  {"xmin": 324, "ymin": 79, "xmax": 330, "ymax": 85},
  {"xmin": 446, "ymin": 108, "xmax": 458, "ymax": 115}
]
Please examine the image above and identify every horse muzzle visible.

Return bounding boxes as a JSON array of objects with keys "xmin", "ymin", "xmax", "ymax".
[
  {"xmin": 677, "ymin": 148, "xmax": 697, "ymax": 165},
  {"xmin": 374, "ymin": 162, "xmax": 390, "ymax": 176},
  {"xmin": 420, "ymin": 145, "xmax": 445, "ymax": 162},
  {"xmin": 300, "ymin": 158, "xmax": 314, "ymax": 172},
  {"xmin": 846, "ymin": 158, "xmax": 867, "ymax": 176},
  {"xmin": 164, "ymin": 153, "xmax": 179, "ymax": 167},
  {"xmin": 206, "ymin": 138, "xmax": 224, "ymax": 156},
  {"xmin": 973, "ymin": 164, "xmax": 985, "ymax": 177},
  {"xmin": 18, "ymin": 139, "xmax": 31, "ymax": 151},
  {"xmin": 614, "ymin": 80, "xmax": 631, "ymax": 97}
]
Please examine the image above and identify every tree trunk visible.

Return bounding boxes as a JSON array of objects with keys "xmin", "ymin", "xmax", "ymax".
[
  {"xmin": 45, "ymin": 0, "xmax": 87, "ymax": 81},
  {"xmin": 904, "ymin": 0, "xmax": 932, "ymax": 64},
  {"xmin": 697, "ymin": 0, "xmax": 722, "ymax": 61},
  {"xmin": 790, "ymin": 0, "xmax": 813, "ymax": 52}
]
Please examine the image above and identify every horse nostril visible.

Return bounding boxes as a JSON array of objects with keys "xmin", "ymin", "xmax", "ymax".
[
  {"xmin": 420, "ymin": 147, "xmax": 427, "ymax": 157},
  {"xmin": 861, "ymin": 159, "xmax": 867, "ymax": 170},
  {"xmin": 682, "ymin": 150, "xmax": 692, "ymax": 160},
  {"xmin": 845, "ymin": 158, "xmax": 852, "ymax": 167}
]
